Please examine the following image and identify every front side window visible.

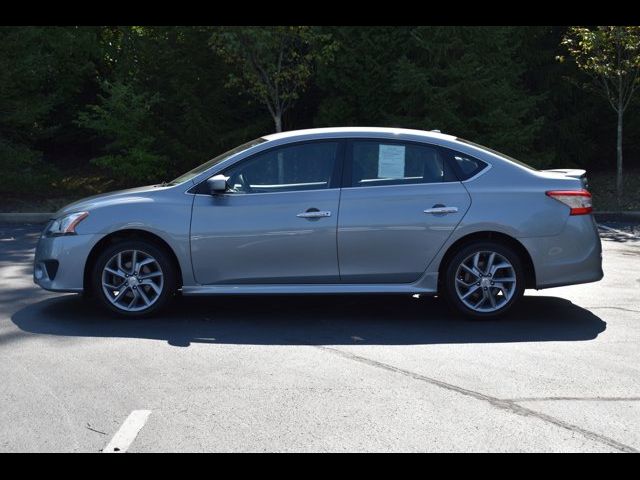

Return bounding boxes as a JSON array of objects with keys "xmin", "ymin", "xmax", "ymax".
[
  {"xmin": 347, "ymin": 141, "xmax": 456, "ymax": 187},
  {"xmin": 170, "ymin": 137, "xmax": 266, "ymax": 185},
  {"xmin": 223, "ymin": 141, "xmax": 339, "ymax": 194}
]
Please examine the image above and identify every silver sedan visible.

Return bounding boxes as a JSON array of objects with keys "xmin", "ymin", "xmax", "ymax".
[{"xmin": 34, "ymin": 127, "xmax": 603, "ymax": 318}]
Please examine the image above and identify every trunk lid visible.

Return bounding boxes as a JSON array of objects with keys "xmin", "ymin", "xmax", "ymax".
[{"xmin": 543, "ymin": 169, "xmax": 589, "ymax": 189}]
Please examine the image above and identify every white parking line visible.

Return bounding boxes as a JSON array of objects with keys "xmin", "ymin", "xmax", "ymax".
[{"xmin": 102, "ymin": 410, "xmax": 151, "ymax": 453}]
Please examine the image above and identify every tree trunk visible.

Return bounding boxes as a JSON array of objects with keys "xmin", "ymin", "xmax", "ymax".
[
  {"xmin": 273, "ymin": 112, "xmax": 284, "ymax": 183},
  {"xmin": 616, "ymin": 106, "xmax": 623, "ymax": 208}
]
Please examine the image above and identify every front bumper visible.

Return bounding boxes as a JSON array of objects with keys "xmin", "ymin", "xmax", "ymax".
[
  {"xmin": 33, "ymin": 228, "xmax": 103, "ymax": 293},
  {"xmin": 520, "ymin": 214, "xmax": 604, "ymax": 289}
]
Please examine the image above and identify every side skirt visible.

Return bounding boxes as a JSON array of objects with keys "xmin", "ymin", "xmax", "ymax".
[{"xmin": 181, "ymin": 283, "xmax": 438, "ymax": 296}]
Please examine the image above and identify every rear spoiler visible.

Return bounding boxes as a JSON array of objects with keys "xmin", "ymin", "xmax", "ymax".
[{"xmin": 543, "ymin": 169, "xmax": 588, "ymax": 189}]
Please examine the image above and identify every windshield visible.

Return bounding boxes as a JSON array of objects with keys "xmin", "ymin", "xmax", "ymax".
[
  {"xmin": 169, "ymin": 137, "xmax": 267, "ymax": 185},
  {"xmin": 455, "ymin": 137, "xmax": 538, "ymax": 171}
]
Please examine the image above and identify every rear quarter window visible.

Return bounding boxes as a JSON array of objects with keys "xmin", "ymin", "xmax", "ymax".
[{"xmin": 441, "ymin": 148, "xmax": 488, "ymax": 181}]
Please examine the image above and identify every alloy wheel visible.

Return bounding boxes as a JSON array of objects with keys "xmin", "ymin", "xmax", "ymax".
[
  {"xmin": 101, "ymin": 249, "xmax": 164, "ymax": 312},
  {"xmin": 454, "ymin": 250, "xmax": 517, "ymax": 313}
]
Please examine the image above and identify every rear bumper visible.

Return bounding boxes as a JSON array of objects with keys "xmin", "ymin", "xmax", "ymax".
[
  {"xmin": 520, "ymin": 214, "xmax": 603, "ymax": 289},
  {"xmin": 33, "ymin": 229, "xmax": 103, "ymax": 293}
]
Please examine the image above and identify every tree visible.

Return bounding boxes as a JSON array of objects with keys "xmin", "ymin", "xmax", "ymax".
[
  {"xmin": 0, "ymin": 26, "xmax": 102, "ymax": 193},
  {"xmin": 209, "ymin": 26, "xmax": 336, "ymax": 133},
  {"xmin": 314, "ymin": 26, "xmax": 412, "ymax": 127},
  {"xmin": 315, "ymin": 27, "xmax": 545, "ymax": 165},
  {"xmin": 560, "ymin": 26, "xmax": 640, "ymax": 206},
  {"xmin": 76, "ymin": 81, "xmax": 167, "ymax": 183},
  {"xmin": 127, "ymin": 26, "xmax": 268, "ymax": 170},
  {"xmin": 392, "ymin": 27, "xmax": 545, "ymax": 164}
]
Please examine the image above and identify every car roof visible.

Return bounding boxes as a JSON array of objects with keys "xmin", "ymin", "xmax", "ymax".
[{"xmin": 262, "ymin": 127, "xmax": 457, "ymax": 142}]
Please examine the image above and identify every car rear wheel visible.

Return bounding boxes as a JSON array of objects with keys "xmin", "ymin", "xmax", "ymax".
[
  {"xmin": 92, "ymin": 240, "xmax": 176, "ymax": 317},
  {"xmin": 443, "ymin": 241, "xmax": 525, "ymax": 319}
]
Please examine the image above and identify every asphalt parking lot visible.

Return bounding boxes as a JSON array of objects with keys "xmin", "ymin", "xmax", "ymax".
[{"xmin": 0, "ymin": 222, "xmax": 638, "ymax": 452}]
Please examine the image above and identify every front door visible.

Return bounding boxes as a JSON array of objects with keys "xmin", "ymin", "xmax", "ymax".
[
  {"xmin": 190, "ymin": 141, "xmax": 343, "ymax": 285},
  {"xmin": 337, "ymin": 139, "xmax": 472, "ymax": 283}
]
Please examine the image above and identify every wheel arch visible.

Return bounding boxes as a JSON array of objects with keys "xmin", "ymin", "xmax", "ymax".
[
  {"xmin": 83, "ymin": 229, "xmax": 184, "ymax": 293},
  {"xmin": 437, "ymin": 231, "xmax": 536, "ymax": 290}
]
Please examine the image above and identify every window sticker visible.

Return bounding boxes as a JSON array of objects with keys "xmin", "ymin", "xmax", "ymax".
[{"xmin": 377, "ymin": 144, "xmax": 406, "ymax": 179}]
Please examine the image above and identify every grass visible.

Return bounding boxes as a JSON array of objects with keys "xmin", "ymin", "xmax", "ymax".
[{"xmin": 2, "ymin": 168, "xmax": 639, "ymax": 213}]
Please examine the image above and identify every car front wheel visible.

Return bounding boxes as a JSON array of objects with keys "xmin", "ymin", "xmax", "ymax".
[
  {"xmin": 443, "ymin": 241, "xmax": 525, "ymax": 319},
  {"xmin": 92, "ymin": 240, "xmax": 176, "ymax": 317}
]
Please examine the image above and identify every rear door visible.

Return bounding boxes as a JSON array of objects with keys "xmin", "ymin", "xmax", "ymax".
[{"xmin": 337, "ymin": 139, "xmax": 472, "ymax": 283}]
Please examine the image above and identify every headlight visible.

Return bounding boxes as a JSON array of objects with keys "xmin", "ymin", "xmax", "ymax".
[{"xmin": 46, "ymin": 211, "xmax": 89, "ymax": 236}]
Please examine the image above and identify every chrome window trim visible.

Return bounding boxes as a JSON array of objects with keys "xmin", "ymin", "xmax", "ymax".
[
  {"xmin": 189, "ymin": 187, "xmax": 342, "ymax": 198},
  {"xmin": 340, "ymin": 180, "xmax": 460, "ymax": 191},
  {"xmin": 461, "ymin": 162, "xmax": 492, "ymax": 183}
]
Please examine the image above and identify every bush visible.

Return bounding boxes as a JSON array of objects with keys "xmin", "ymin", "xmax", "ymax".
[
  {"xmin": 76, "ymin": 81, "xmax": 168, "ymax": 184},
  {"xmin": 91, "ymin": 148, "xmax": 167, "ymax": 183},
  {"xmin": 0, "ymin": 140, "xmax": 58, "ymax": 194}
]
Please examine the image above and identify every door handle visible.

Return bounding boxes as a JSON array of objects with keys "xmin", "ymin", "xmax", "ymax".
[
  {"xmin": 424, "ymin": 206, "xmax": 458, "ymax": 215},
  {"xmin": 297, "ymin": 210, "xmax": 332, "ymax": 218}
]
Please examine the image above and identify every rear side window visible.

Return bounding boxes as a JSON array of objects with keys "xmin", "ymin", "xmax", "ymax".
[
  {"xmin": 441, "ymin": 148, "xmax": 488, "ymax": 181},
  {"xmin": 346, "ymin": 140, "xmax": 457, "ymax": 187}
]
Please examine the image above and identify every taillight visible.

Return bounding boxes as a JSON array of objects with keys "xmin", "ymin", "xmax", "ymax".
[{"xmin": 545, "ymin": 190, "xmax": 592, "ymax": 215}]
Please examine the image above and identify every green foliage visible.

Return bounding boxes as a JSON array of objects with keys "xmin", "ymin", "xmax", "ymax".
[
  {"xmin": 90, "ymin": 148, "xmax": 166, "ymax": 184},
  {"xmin": 561, "ymin": 26, "xmax": 640, "ymax": 76},
  {"xmin": 560, "ymin": 26, "xmax": 640, "ymax": 204},
  {"xmin": 316, "ymin": 27, "xmax": 547, "ymax": 166},
  {"xmin": 0, "ymin": 140, "xmax": 56, "ymax": 194},
  {"xmin": 127, "ymin": 26, "xmax": 269, "ymax": 170},
  {"xmin": 0, "ymin": 26, "xmax": 102, "ymax": 194},
  {"xmin": 393, "ymin": 27, "xmax": 545, "ymax": 165},
  {"xmin": 210, "ymin": 26, "xmax": 337, "ymax": 131},
  {"xmin": 0, "ymin": 26, "xmax": 98, "ymax": 139},
  {"xmin": 76, "ymin": 81, "xmax": 167, "ymax": 182},
  {"xmin": 1, "ymin": 26, "xmax": 640, "ymax": 203},
  {"xmin": 560, "ymin": 26, "xmax": 640, "ymax": 112},
  {"xmin": 315, "ymin": 27, "xmax": 411, "ymax": 125}
]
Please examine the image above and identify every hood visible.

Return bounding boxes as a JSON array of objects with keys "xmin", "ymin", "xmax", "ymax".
[{"xmin": 55, "ymin": 184, "xmax": 165, "ymax": 217}]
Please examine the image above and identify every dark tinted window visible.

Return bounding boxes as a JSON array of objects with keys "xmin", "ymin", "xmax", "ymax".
[
  {"xmin": 441, "ymin": 148, "xmax": 488, "ymax": 180},
  {"xmin": 348, "ymin": 141, "xmax": 455, "ymax": 187},
  {"xmin": 223, "ymin": 142, "xmax": 339, "ymax": 194}
]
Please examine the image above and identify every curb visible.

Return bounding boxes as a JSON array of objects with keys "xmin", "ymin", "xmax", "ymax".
[{"xmin": 0, "ymin": 213, "xmax": 53, "ymax": 224}]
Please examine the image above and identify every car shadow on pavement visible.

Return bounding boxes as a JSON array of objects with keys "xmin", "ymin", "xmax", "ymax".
[{"xmin": 10, "ymin": 293, "xmax": 606, "ymax": 347}]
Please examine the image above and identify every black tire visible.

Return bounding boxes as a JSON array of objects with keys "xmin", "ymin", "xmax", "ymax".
[
  {"xmin": 442, "ymin": 241, "xmax": 525, "ymax": 319},
  {"xmin": 91, "ymin": 239, "xmax": 177, "ymax": 317}
]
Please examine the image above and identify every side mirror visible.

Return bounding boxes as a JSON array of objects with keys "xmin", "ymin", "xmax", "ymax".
[{"xmin": 206, "ymin": 174, "xmax": 229, "ymax": 195}]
